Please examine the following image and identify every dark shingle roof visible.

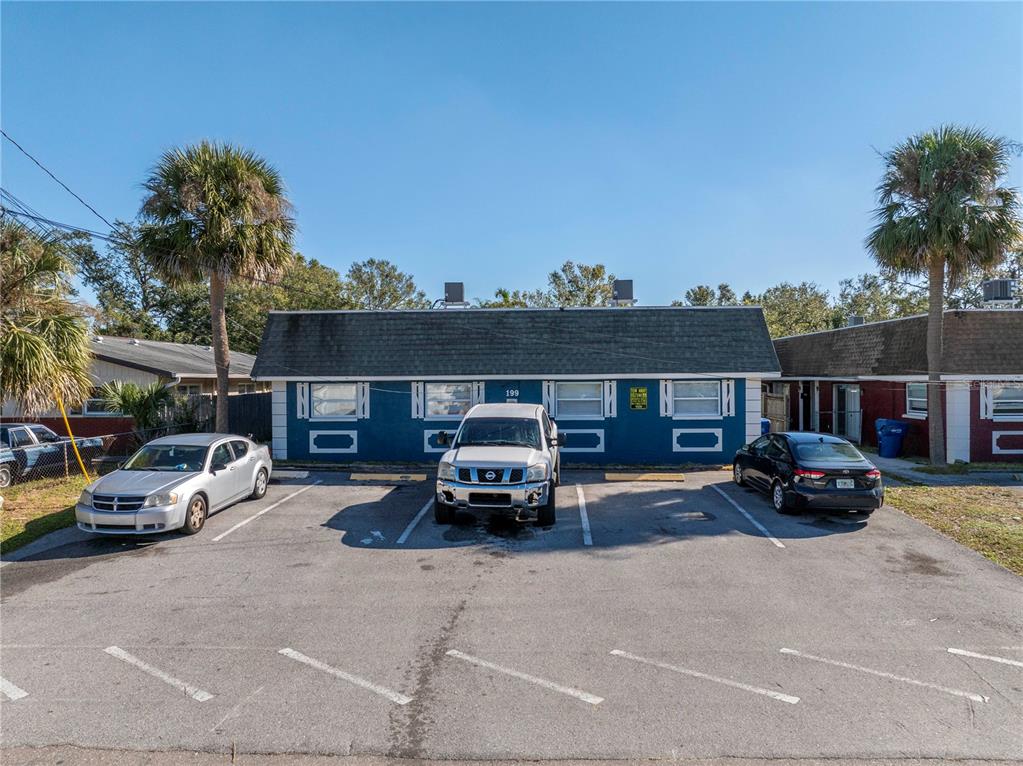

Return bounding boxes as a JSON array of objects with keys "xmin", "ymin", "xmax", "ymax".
[
  {"xmin": 252, "ymin": 307, "xmax": 780, "ymax": 378},
  {"xmin": 773, "ymin": 310, "xmax": 1023, "ymax": 377},
  {"xmin": 91, "ymin": 336, "xmax": 256, "ymax": 378}
]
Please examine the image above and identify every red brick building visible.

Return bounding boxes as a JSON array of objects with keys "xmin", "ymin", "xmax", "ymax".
[{"xmin": 772, "ymin": 310, "xmax": 1023, "ymax": 462}]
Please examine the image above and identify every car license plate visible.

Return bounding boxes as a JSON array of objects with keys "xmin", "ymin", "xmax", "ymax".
[{"xmin": 835, "ymin": 478, "xmax": 855, "ymax": 489}]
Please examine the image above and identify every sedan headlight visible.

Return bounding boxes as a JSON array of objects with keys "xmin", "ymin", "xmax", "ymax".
[
  {"xmin": 143, "ymin": 492, "xmax": 179, "ymax": 508},
  {"xmin": 526, "ymin": 463, "xmax": 548, "ymax": 482},
  {"xmin": 437, "ymin": 462, "xmax": 456, "ymax": 480},
  {"xmin": 78, "ymin": 489, "xmax": 93, "ymax": 506}
]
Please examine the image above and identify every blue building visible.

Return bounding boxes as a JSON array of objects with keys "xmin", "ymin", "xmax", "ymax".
[{"xmin": 251, "ymin": 306, "xmax": 780, "ymax": 465}]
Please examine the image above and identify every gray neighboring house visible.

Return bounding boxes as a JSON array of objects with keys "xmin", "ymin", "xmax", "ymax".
[{"xmin": 1, "ymin": 337, "xmax": 265, "ymax": 431}]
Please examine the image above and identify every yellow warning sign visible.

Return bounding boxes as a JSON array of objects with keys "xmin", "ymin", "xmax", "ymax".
[{"xmin": 629, "ymin": 386, "xmax": 648, "ymax": 410}]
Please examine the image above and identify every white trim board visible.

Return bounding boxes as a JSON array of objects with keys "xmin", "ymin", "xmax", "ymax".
[{"xmin": 255, "ymin": 372, "xmax": 781, "ymax": 382}]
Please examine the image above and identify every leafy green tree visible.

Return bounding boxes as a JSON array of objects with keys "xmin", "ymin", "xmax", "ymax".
[
  {"xmin": 674, "ymin": 283, "xmax": 738, "ymax": 307},
  {"xmin": 137, "ymin": 142, "xmax": 295, "ymax": 431},
  {"xmin": 834, "ymin": 273, "xmax": 927, "ymax": 323},
  {"xmin": 97, "ymin": 380, "xmax": 174, "ymax": 440},
  {"xmin": 747, "ymin": 281, "xmax": 834, "ymax": 337},
  {"xmin": 341, "ymin": 258, "xmax": 430, "ymax": 310},
  {"xmin": 544, "ymin": 261, "xmax": 616, "ymax": 307},
  {"xmin": 77, "ymin": 221, "xmax": 169, "ymax": 340},
  {"xmin": 866, "ymin": 125, "xmax": 1021, "ymax": 464},
  {"xmin": 945, "ymin": 248, "xmax": 1023, "ymax": 309},
  {"xmin": 476, "ymin": 287, "xmax": 531, "ymax": 308},
  {"xmin": 0, "ymin": 217, "xmax": 93, "ymax": 414}
]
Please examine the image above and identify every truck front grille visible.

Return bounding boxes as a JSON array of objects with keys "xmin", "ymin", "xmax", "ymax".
[
  {"xmin": 458, "ymin": 468, "xmax": 525, "ymax": 484},
  {"xmin": 468, "ymin": 492, "xmax": 512, "ymax": 507}
]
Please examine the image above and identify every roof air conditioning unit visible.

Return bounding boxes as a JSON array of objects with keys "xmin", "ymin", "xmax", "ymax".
[
  {"xmin": 847, "ymin": 315, "xmax": 865, "ymax": 327},
  {"xmin": 612, "ymin": 279, "xmax": 635, "ymax": 306},
  {"xmin": 441, "ymin": 281, "xmax": 468, "ymax": 308},
  {"xmin": 982, "ymin": 278, "xmax": 1017, "ymax": 308}
]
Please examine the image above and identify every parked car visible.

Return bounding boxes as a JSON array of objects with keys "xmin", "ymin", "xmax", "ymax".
[
  {"xmin": 732, "ymin": 432, "xmax": 883, "ymax": 514},
  {"xmin": 0, "ymin": 423, "xmax": 104, "ymax": 488},
  {"xmin": 75, "ymin": 433, "xmax": 272, "ymax": 536},
  {"xmin": 434, "ymin": 403, "xmax": 562, "ymax": 526}
]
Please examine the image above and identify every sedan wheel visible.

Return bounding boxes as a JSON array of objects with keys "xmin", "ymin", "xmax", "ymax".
[
  {"xmin": 772, "ymin": 481, "xmax": 798, "ymax": 515},
  {"xmin": 250, "ymin": 469, "xmax": 268, "ymax": 500},
  {"xmin": 181, "ymin": 495, "xmax": 207, "ymax": 535},
  {"xmin": 0, "ymin": 465, "xmax": 11, "ymax": 489},
  {"xmin": 733, "ymin": 464, "xmax": 745, "ymax": 486}
]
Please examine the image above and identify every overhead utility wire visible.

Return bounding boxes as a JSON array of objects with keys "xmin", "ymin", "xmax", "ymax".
[{"xmin": 1, "ymin": 130, "xmax": 116, "ymax": 229}]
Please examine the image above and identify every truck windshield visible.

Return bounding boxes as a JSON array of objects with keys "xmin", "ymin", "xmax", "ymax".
[
  {"xmin": 122, "ymin": 444, "xmax": 208, "ymax": 472},
  {"xmin": 456, "ymin": 418, "xmax": 542, "ymax": 449}
]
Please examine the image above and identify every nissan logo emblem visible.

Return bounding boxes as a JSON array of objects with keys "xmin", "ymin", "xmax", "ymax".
[{"xmin": 485, "ymin": 471, "xmax": 497, "ymax": 480}]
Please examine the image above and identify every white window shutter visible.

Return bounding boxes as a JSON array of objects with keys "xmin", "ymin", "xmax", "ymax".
[
  {"xmin": 659, "ymin": 379, "xmax": 672, "ymax": 417},
  {"xmin": 296, "ymin": 382, "xmax": 309, "ymax": 420},
  {"xmin": 357, "ymin": 382, "xmax": 370, "ymax": 419},
  {"xmin": 722, "ymin": 379, "xmax": 735, "ymax": 417},
  {"xmin": 542, "ymin": 381, "xmax": 555, "ymax": 415},
  {"xmin": 604, "ymin": 380, "xmax": 617, "ymax": 418},
  {"xmin": 980, "ymin": 383, "xmax": 992, "ymax": 419},
  {"xmin": 472, "ymin": 381, "xmax": 485, "ymax": 406},
  {"xmin": 411, "ymin": 382, "xmax": 424, "ymax": 419}
]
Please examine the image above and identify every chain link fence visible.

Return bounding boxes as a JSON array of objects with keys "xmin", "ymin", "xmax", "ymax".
[{"xmin": 0, "ymin": 422, "xmax": 208, "ymax": 489}]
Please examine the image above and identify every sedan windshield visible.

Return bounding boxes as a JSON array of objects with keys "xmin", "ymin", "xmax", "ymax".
[
  {"xmin": 794, "ymin": 441, "xmax": 866, "ymax": 462},
  {"xmin": 456, "ymin": 418, "xmax": 542, "ymax": 449},
  {"xmin": 122, "ymin": 444, "xmax": 207, "ymax": 472}
]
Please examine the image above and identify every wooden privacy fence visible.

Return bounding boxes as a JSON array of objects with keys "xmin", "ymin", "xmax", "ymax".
[
  {"xmin": 762, "ymin": 391, "xmax": 788, "ymax": 433},
  {"xmin": 224, "ymin": 392, "xmax": 272, "ymax": 442}
]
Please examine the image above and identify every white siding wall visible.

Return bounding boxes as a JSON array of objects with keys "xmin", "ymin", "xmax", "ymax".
[
  {"xmin": 946, "ymin": 382, "xmax": 971, "ymax": 463},
  {"xmin": 90, "ymin": 359, "xmax": 162, "ymax": 386},
  {"xmin": 271, "ymin": 380, "xmax": 288, "ymax": 459},
  {"xmin": 745, "ymin": 378, "xmax": 762, "ymax": 444}
]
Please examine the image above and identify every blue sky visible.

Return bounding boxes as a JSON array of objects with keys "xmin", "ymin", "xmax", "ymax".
[{"xmin": 3, "ymin": 2, "xmax": 1020, "ymax": 306}]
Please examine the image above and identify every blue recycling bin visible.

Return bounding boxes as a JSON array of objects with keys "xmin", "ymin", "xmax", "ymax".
[
  {"xmin": 761, "ymin": 417, "xmax": 771, "ymax": 435},
  {"xmin": 875, "ymin": 418, "xmax": 910, "ymax": 458}
]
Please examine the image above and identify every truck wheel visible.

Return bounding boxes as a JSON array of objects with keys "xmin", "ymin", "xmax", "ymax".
[
  {"xmin": 0, "ymin": 465, "xmax": 11, "ymax": 489},
  {"xmin": 434, "ymin": 497, "xmax": 454, "ymax": 524},
  {"xmin": 181, "ymin": 494, "xmax": 207, "ymax": 535},
  {"xmin": 536, "ymin": 482, "xmax": 556, "ymax": 526}
]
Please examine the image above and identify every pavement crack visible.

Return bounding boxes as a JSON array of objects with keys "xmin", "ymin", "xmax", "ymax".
[{"xmin": 386, "ymin": 596, "xmax": 468, "ymax": 759}]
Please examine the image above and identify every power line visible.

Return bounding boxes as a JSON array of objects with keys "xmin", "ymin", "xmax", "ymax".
[{"xmin": 1, "ymin": 130, "xmax": 116, "ymax": 230}]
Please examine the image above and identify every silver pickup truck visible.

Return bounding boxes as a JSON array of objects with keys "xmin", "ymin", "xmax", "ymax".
[{"xmin": 434, "ymin": 403, "xmax": 562, "ymax": 526}]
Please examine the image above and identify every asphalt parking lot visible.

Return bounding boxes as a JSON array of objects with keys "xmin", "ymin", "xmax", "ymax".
[{"xmin": 1, "ymin": 469, "xmax": 1021, "ymax": 763}]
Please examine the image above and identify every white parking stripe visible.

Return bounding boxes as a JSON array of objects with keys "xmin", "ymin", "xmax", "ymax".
[
  {"xmin": 104, "ymin": 646, "xmax": 212, "ymax": 702},
  {"xmin": 446, "ymin": 649, "xmax": 604, "ymax": 705},
  {"xmin": 397, "ymin": 499, "xmax": 433, "ymax": 544},
  {"xmin": 0, "ymin": 676, "xmax": 29, "ymax": 701},
  {"xmin": 710, "ymin": 485, "xmax": 785, "ymax": 548},
  {"xmin": 780, "ymin": 648, "xmax": 988, "ymax": 702},
  {"xmin": 278, "ymin": 648, "xmax": 412, "ymax": 705},
  {"xmin": 611, "ymin": 649, "xmax": 799, "ymax": 704},
  {"xmin": 212, "ymin": 481, "xmax": 322, "ymax": 541},
  {"xmin": 948, "ymin": 648, "xmax": 1023, "ymax": 668},
  {"xmin": 576, "ymin": 484, "xmax": 593, "ymax": 546}
]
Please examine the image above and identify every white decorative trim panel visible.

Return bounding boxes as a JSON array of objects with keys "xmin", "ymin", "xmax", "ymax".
[
  {"xmin": 411, "ymin": 382, "xmax": 424, "ymax": 419},
  {"xmin": 559, "ymin": 429, "xmax": 605, "ymax": 453},
  {"xmin": 542, "ymin": 381, "xmax": 555, "ymax": 414},
  {"xmin": 945, "ymin": 382, "xmax": 970, "ymax": 463},
  {"xmin": 744, "ymin": 378, "xmax": 762, "ymax": 443},
  {"xmin": 296, "ymin": 382, "xmax": 309, "ymax": 420},
  {"xmin": 423, "ymin": 429, "xmax": 452, "ymax": 453},
  {"xmin": 672, "ymin": 428, "xmax": 723, "ymax": 453},
  {"xmin": 309, "ymin": 430, "xmax": 358, "ymax": 454},
  {"xmin": 992, "ymin": 431, "xmax": 1023, "ymax": 455},
  {"xmin": 604, "ymin": 380, "xmax": 617, "ymax": 418}
]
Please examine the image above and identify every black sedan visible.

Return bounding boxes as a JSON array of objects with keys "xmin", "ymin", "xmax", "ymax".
[{"xmin": 732, "ymin": 432, "xmax": 883, "ymax": 514}]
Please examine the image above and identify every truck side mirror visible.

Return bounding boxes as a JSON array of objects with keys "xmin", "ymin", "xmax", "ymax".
[
  {"xmin": 436, "ymin": 431, "xmax": 449, "ymax": 446},
  {"xmin": 556, "ymin": 433, "xmax": 567, "ymax": 446}
]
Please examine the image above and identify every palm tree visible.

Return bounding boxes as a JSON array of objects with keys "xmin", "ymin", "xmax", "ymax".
[
  {"xmin": 97, "ymin": 381, "xmax": 175, "ymax": 443},
  {"xmin": 866, "ymin": 126, "xmax": 1021, "ymax": 464},
  {"xmin": 0, "ymin": 217, "xmax": 93, "ymax": 414},
  {"xmin": 137, "ymin": 142, "xmax": 295, "ymax": 432}
]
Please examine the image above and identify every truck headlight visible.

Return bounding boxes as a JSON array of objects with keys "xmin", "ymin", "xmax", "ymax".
[
  {"xmin": 143, "ymin": 492, "xmax": 179, "ymax": 508},
  {"xmin": 437, "ymin": 462, "xmax": 456, "ymax": 480},
  {"xmin": 526, "ymin": 463, "xmax": 548, "ymax": 482},
  {"xmin": 78, "ymin": 489, "xmax": 93, "ymax": 506}
]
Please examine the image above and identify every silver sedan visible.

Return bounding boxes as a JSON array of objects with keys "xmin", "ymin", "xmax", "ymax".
[{"xmin": 76, "ymin": 433, "xmax": 273, "ymax": 536}]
